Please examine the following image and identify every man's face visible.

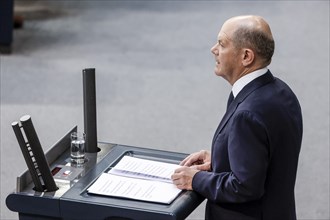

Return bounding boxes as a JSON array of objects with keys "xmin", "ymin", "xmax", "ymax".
[{"xmin": 210, "ymin": 23, "xmax": 240, "ymax": 84}]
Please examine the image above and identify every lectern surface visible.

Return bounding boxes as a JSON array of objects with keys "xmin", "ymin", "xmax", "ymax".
[{"xmin": 6, "ymin": 142, "xmax": 204, "ymax": 220}]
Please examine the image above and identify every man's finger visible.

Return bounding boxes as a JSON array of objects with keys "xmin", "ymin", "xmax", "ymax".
[
  {"xmin": 180, "ymin": 156, "xmax": 193, "ymax": 166},
  {"xmin": 191, "ymin": 162, "xmax": 211, "ymax": 171}
]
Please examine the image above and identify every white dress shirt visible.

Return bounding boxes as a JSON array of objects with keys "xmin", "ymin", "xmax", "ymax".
[{"xmin": 232, "ymin": 68, "xmax": 268, "ymax": 98}]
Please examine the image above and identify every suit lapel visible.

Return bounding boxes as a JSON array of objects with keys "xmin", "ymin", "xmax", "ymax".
[{"xmin": 212, "ymin": 71, "xmax": 275, "ymax": 146}]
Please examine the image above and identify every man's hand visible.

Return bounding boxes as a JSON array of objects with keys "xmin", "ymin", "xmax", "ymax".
[
  {"xmin": 180, "ymin": 150, "xmax": 211, "ymax": 171},
  {"xmin": 171, "ymin": 166, "xmax": 200, "ymax": 190},
  {"xmin": 171, "ymin": 150, "xmax": 211, "ymax": 190}
]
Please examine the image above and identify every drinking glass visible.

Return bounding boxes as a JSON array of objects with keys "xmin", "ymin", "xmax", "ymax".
[{"xmin": 70, "ymin": 132, "xmax": 85, "ymax": 165}]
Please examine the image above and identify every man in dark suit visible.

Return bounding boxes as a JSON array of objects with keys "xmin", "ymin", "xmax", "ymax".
[{"xmin": 171, "ymin": 15, "xmax": 303, "ymax": 220}]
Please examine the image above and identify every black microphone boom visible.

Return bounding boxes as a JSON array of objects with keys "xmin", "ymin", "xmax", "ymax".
[
  {"xmin": 12, "ymin": 115, "xmax": 58, "ymax": 192},
  {"xmin": 82, "ymin": 68, "xmax": 99, "ymax": 153}
]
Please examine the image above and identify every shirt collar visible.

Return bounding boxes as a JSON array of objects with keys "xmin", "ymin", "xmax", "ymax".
[{"xmin": 232, "ymin": 67, "xmax": 268, "ymax": 98}]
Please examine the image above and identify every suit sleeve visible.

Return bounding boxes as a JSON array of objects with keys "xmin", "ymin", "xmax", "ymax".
[{"xmin": 192, "ymin": 111, "xmax": 270, "ymax": 203}]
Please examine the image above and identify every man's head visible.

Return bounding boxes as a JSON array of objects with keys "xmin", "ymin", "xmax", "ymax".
[{"xmin": 211, "ymin": 15, "xmax": 275, "ymax": 85}]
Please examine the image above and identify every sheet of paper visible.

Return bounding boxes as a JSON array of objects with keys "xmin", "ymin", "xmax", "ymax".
[
  {"xmin": 87, "ymin": 173, "xmax": 182, "ymax": 204},
  {"xmin": 108, "ymin": 156, "xmax": 181, "ymax": 183}
]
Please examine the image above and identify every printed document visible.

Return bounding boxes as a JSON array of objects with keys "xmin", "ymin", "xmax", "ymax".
[{"xmin": 87, "ymin": 156, "xmax": 182, "ymax": 204}]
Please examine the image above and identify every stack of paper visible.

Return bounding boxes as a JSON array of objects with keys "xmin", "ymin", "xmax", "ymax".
[{"xmin": 87, "ymin": 156, "xmax": 182, "ymax": 204}]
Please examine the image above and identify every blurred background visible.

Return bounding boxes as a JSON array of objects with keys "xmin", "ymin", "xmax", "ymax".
[{"xmin": 1, "ymin": 1, "xmax": 329, "ymax": 219}]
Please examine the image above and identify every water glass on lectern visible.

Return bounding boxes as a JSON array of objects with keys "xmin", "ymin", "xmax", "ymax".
[{"xmin": 70, "ymin": 132, "xmax": 86, "ymax": 165}]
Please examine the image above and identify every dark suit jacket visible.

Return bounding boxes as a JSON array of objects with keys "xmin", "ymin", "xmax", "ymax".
[{"xmin": 192, "ymin": 71, "xmax": 303, "ymax": 220}]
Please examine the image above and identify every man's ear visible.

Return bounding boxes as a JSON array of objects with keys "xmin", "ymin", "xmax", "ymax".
[{"xmin": 242, "ymin": 48, "xmax": 255, "ymax": 66}]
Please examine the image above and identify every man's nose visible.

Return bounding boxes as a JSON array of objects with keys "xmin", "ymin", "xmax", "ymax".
[{"xmin": 210, "ymin": 44, "xmax": 217, "ymax": 55}]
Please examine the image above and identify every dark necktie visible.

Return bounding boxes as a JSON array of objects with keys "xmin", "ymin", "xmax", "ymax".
[{"xmin": 227, "ymin": 92, "xmax": 234, "ymax": 110}]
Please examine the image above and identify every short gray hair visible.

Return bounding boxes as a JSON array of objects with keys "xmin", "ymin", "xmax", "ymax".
[{"xmin": 232, "ymin": 26, "xmax": 275, "ymax": 65}]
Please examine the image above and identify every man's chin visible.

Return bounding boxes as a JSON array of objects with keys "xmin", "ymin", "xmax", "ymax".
[{"xmin": 214, "ymin": 70, "xmax": 222, "ymax": 77}]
